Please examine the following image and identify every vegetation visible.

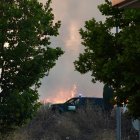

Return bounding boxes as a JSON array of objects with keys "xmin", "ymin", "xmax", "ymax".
[
  {"xmin": 1, "ymin": 105, "xmax": 138, "ymax": 140},
  {"xmin": 74, "ymin": 0, "xmax": 140, "ymax": 117},
  {"xmin": 0, "ymin": 0, "xmax": 63, "ymax": 134},
  {"xmin": 103, "ymin": 84, "xmax": 113, "ymax": 111}
]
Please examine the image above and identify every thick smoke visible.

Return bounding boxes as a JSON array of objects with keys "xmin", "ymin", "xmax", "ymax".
[{"xmin": 39, "ymin": 0, "xmax": 105, "ymax": 102}]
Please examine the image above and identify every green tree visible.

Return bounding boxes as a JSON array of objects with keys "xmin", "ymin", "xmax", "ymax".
[
  {"xmin": 0, "ymin": 0, "xmax": 63, "ymax": 134},
  {"xmin": 74, "ymin": 0, "xmax": 140, "ymax": 118},
  {"xmin": 103, "ymin": 84, "xmax": 113, "ymax": 112}
]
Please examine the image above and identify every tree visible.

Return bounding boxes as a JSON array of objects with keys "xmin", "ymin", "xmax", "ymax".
[
  {"xmin": 0, "ymin": 0, "xmax": 63, "ymax": 134},
  {"xmin": 74, "ymin": 0, "xmax": 140, "ymax": 118},
  {"xmin": 103, "ymin": 84, "xmax": 113, "ymax": 112}
]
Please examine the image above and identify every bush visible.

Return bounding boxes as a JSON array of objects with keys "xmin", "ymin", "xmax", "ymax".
[{"xmin": 3, "ymin": 105, "xmax": 139, "ymax": 140}]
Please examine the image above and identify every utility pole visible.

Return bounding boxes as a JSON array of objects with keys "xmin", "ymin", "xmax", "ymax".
[
  {"xmin": 116, "ymin": 106, "xmax": 121, "ymax": 140},
  {"xmin": 116, "ymin": 26, "xmax": 121, "ymax": 140}
]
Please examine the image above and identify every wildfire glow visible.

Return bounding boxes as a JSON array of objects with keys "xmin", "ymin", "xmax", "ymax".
[{"xmin": 41, "ymin": 85, "xmax": 77, "ymax": 104}]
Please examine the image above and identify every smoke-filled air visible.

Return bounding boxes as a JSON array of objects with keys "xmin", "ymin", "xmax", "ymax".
[{"xmin": 39, "ymin": 0, "xmax": 105, "ymax": 103}]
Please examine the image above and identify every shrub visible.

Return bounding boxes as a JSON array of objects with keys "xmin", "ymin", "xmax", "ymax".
[{"xmin": 4, "ymin": 105, "xmax": 139, "ymax": 140}]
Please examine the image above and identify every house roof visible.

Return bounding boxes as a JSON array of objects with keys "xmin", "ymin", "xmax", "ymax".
[{"xmin": 112, "ymin": 0, "xmax": 140, "ymax": 8}]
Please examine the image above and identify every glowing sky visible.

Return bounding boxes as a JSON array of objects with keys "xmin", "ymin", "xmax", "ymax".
[{"xmin": 39, "ymin": 0, "xmax": 105, "ymax": 102}]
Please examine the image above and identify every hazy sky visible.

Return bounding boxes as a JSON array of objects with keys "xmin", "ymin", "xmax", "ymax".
[{"xmin": 39, "ymin": 0, "xmax": 105, "ymax": 103}]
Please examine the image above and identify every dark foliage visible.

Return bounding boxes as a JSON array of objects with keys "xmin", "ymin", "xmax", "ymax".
[
  {"xmin": 0, "ymin": 0, "xmax": 63, "ymax": 134},
  {"xmin": 74, "ymin": 0, "xmax": 140, "ymax": 118}
]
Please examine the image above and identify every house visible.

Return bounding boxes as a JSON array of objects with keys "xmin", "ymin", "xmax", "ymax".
[{"xmin": 112, "ymin": 0, "xmax": 140, "ymax": 8}]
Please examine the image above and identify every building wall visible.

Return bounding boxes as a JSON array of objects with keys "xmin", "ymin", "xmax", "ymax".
[
  {"xmin": 112, "ymin": 0, "xmax": 140, "ymax": 8},
  {"xmin": 112, "ymin": 0, "xmax": 125, "ymax": 6}
]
